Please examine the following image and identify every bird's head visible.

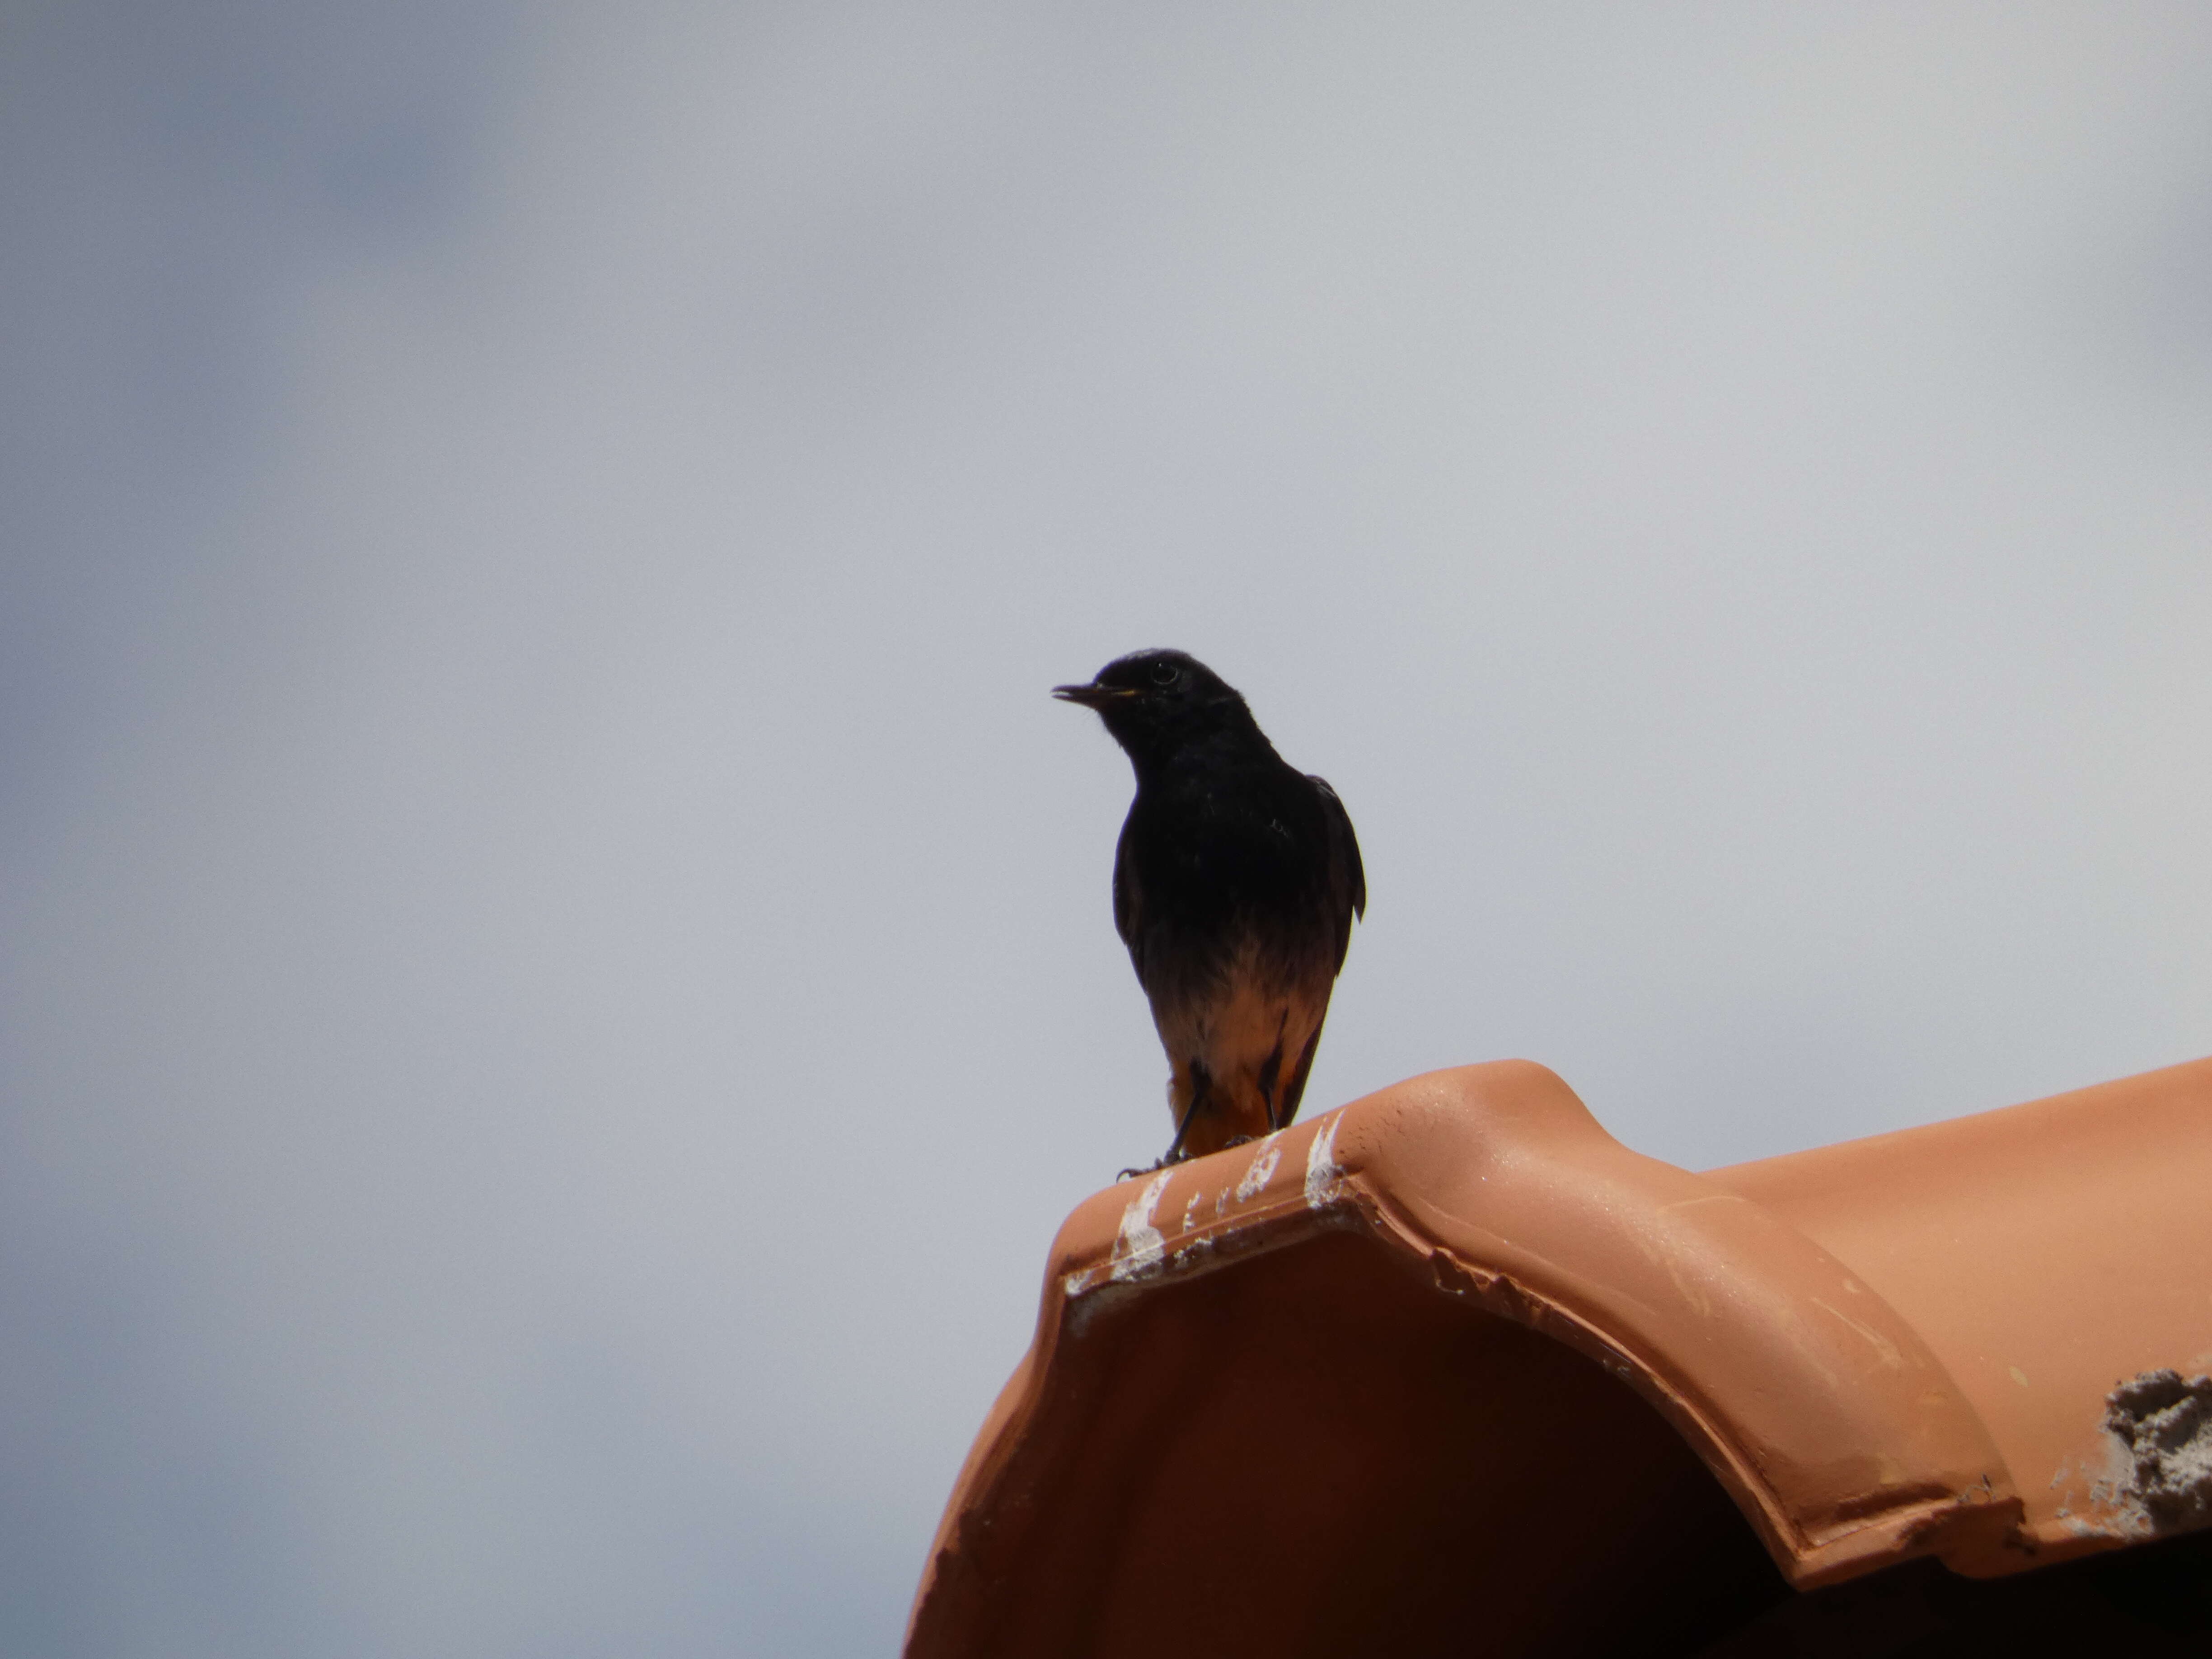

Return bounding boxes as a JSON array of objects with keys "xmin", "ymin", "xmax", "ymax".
[{"xmin": 1053, "ymin": 649, "xmax": 1254, "ymax": 767}]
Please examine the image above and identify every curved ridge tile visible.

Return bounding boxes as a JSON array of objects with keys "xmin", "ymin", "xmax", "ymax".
[
  {"xmin": 1328, "ymin": 1064, "xmax": 2020, "ymax": 1582},
  {"xmin": 1708, "ymin": 1054, "xmax": 2212, "ymax": 1567},
  {"xmin": 908, "ymin": 1062, "xmax": 2027, "ymax": 1657}
]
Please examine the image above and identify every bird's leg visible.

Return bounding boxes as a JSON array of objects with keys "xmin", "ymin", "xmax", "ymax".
[
  {"xmin": 1256, "ymin": 1020, "xmax": 1289, "ymax": 1134},
  {"xmin": 1154, "ymin": 1077, "xmax": 1206, "ymax": 1164},
  {"xmin": 1116, "ymin": 1117, "xmax": 1193, "ymax": 1182},
  {"xmin": 1277, "ymin": 1024, "xmax": 1325, "ymax": 1130},
  {"xmin": 1119, "ymin": 1058, "xmax": 1210, "ymax": 1178}
]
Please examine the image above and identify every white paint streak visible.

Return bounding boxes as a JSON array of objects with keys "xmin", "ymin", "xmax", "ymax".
[
  {"xmin": 1234, "ymin": 1139, "xmax": 1282, "ymax": 1202},
  {"xmin": 1303, "ymin": 1115, "xmax": 1343, "ymax": 1208},
  {"xmin": 1110, "ymin": 1171, "xmax": 1172, "ymax": 1282}
]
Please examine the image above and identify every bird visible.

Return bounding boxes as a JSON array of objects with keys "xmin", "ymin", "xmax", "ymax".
[{"xmin": 1054, "ymin": 649, "xmax": 1365, "ymax": 1171}]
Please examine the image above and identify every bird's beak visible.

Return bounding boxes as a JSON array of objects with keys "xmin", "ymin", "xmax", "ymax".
[{"xmin": 1052, "ymin": 682, "xmax": 1137, "ymax": 708}]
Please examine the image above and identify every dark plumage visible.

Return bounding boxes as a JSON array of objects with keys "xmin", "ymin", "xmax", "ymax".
[{"xmin": 1054, "ymin": 649, "xmax": 1365, "ymax": 1168}]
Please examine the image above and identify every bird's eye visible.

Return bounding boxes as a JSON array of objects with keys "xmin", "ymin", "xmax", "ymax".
[{"xmin": 1149, "ymin": 661, "xmax": 1180, "ymax": 688}]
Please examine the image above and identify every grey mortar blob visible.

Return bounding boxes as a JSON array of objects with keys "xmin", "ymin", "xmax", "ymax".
[{"xmin": 2104, "ymin": 1369, "xmax": 2212, "ymax": 1533}]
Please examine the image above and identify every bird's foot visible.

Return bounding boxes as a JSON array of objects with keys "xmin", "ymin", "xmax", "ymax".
[
  {"xmin": 1116, "ymin": 1152, "xmax": 1190, "ymax": 1181},
  {"xmin": 1221, "ymin": 1134, "xmax": 1255, "ymax": 1150}
]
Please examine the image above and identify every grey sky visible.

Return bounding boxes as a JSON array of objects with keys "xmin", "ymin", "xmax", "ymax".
[{"xmin": 6, "ymin": 3, "xmax": 2212, "ymax": 1653}]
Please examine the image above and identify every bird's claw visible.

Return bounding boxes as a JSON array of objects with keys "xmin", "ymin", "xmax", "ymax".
[{"xmin": 1117, "ymin": 1151, "xmax": 1192, "ymax": 1181}]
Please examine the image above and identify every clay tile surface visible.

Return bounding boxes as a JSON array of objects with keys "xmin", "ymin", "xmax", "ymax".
[
  {"xmin": 906, "ymin": 1059, "xmax": 2212, "ymax": 1658},
  {"xmin": 1706, "ymin": 1054, "xmax": 2212, "ymax": 1559}
]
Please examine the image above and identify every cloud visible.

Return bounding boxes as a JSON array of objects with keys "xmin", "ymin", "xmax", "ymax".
[{"xmin": 6, "ymin": 3, "xmax": 2212, "ymax": 1651}]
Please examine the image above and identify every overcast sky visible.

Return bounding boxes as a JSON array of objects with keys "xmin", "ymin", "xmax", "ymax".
[{"xmin": 6, "ymin": 3, "xmax": 2212, "ymax": 1653}]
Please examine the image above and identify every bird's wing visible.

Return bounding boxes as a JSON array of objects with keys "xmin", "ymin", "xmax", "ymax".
[
  {"xmin": 1111, "ymin": 814, "xmax": 1143, "ymax": 954},
  {"xmin": 1308, "ymin": 774, "xmax": 1365, "ymax": 965}
]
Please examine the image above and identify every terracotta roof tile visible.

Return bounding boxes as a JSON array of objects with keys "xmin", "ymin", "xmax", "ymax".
[
  {"xmin": 907, "ymin": 1059, "xmax": 2212, "ymax": 1656},
  {"xmin": 1708, "ymin": 1054, "xmax": 2212, "ymax": 1561}
]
